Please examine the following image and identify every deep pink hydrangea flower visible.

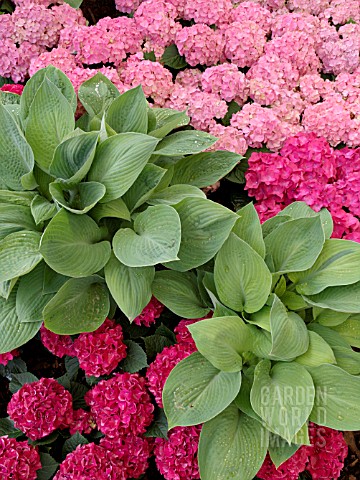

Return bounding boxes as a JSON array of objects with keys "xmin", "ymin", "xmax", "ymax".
[
  {"xmin": 133, "ymin": 296, "xmax": 164, "ymax": 327},
  {"xmin": 0, "ymin": 349, "xmax": 19, "ymax": 366},
  {"xmin": 40, "ymin": 325, "xmax": 75, "ymax": 358},
  {"xmin": 257, "ymin": 449, "xmax": 308, "ymax": 480},
  {"xmin": 85, "ymin": 373, "xmax": 154, "ymax": 437},
  {"xmin": 154, "ymin": 425, "xmax": 202, "ymax": 480},
  {"xmin": 69, "ymin": 409, "xmax": 96, "ymax": 435},
  {"xmin": 146, "ymin": 343, "xmax": 194, "ymax": 407},
  {"xmin": 73, "ymin": 319, "xmax": 127, "ymax": 377},
  {"xmin": 0, "ymin": 436, "xmax": 42, "ymax": 480},
  {"xmin": 7, "ymin": 378, "xmax": 73, "ymax": 440},
  {"xmin": 0, "ymin": 84, "xmax": 23, "ymax": 94}
]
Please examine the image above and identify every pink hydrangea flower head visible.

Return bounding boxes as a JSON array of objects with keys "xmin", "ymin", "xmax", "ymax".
[
  {"xmin": 69, "ymin": 409, "xmax": 96, "ymax": 435},
  {"xmin": 115, "ymin": 0, "xmax": 142, "ymax": 13},
  {"xmin": 231, "ymin": 2, "xmax": 272, "ymax": 33},
  {"xmin": 29, "ymin": 47, "xmax": 77, "ymax": 78},
  {"xmin": 0, "ymin": 349, "xmax": 19, "ymax": 366},
  {"xmin": 154, "ymin": 425, "xmax": 202, "ymax": 480},
  {"xmin": 223, "ymin": 21, "xmax": 267, "ymax": 68},
  {"xmin": 7, "ymin": 378, "xmax": 73, "ymax": 440},
  {"xmin": 40, "ymin": 325, "xmax": 75, "ymax": 358},
  {"xmin": 133, "ymin": 296, "xmax": 164, "ymax": 327},
  {"xmin": 73, "ymin": 318, "xmax": 127, "ymax": 377},
  {"xmin": 175, "ymin": 68, "xmax": 202, "ymax": 89},
  {"xmin": 201, "ymin": 63, "xmax": 249, "ymax": 104},
  {"xmin": 322, "ymin": 0, "xmax": 360, "ymax": 25},
  {"xmin": 85, "ymin": 373, "xmax": 154, "ymax": 437},
  {"xmin": 208, "ymin": 123, "xmax": 248, "ymax": 156},
  {"xmin": 299, "ymin": 73, "xmax": 333, "ymax": 104},
  {"xmin": 0, "ymin": 84, "xmax": 24, "ymax": 95},
  {"xmin": 146, "ymin": 343, "xmax": 194, "ymax": 407},
  {"xmin": 0, "ymin": 436, "xmax": 42, "ymax": 480},
  {"xmin": 135, "ymin": 0, "xmax": 180, "ymax": 47},
  {"xmin": 257, "ymin": 449, "xmax": 308, "ymax": 480},
  {"xmin": 100, "ymin": 434, "xmax": 153, "ymax": 479},
  {"xmin": 306, "ymin": 423, "xmax": 348, "ymax": 479},
  {"xmin": 286, "ymin": 0, "xmax": 330, "ymax": 16},
  {"xmin": 271, "ymin": 12, "xmax": 320, "ymax": 42},
  {"xmin": 175, "ymin": 24, "xmax": 225, "ymax": 67},
  {"xmin": 317, "ymin": 30, "xmax": 360, "ymax": 75},
  {"xmin": 183, "ymin": 0, "xmax": 233, "ymax": 27}
]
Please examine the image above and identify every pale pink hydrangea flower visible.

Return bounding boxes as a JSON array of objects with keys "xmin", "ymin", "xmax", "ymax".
[
  {"xmin": 133, "ymin": 297, "xmax": 164, "ymax": 327},
  {"xmin": 286, "ymin": 0, "xmax": 330, "ymax": 16},
  {"xmin": 271, "ymin": 12, "xmax": 320, "ymax": 43},
  {"xmin": 183, "ymin": 0, "xmax": 233, "ymax": 27},
  {"xmin": 317, "ymin": 26, "xmax": 360, "ymax": 75},
  {"xmin": 115, "ymin": 0, "xmax": 143, "ymax": 13},
  {"xmin": 175, "ymin": 24, "xmax": 225, "ymax": 66},
  {"xmin": 322, "ymin": 0, "xmax": 360, "ymax": 25},
  {"xmin": 85, "ymin": 373, "xmax": 154, "ymax": 437},
  {"xmin": 154, "ymin": 425, "xmax": 202, "ymax": 480},
  {"xmin": 208, "ymin": 122, "xmax": 248, "ymax": 155},
  {"xmin": 135, "ymin": 0, "xmax": 180, "ymax": 47},
  {"xmin": 231, "ymin": 2, "xmax": 272, "ymax": 33},
  {"xmin": 0, "ymin": 436, "xmax": 42, "ymax": 480},
  {"xmin": 201, "ymin": 63, "xmax": 248, "ymax": 104},
  {"xmin": 175, "ymin": 68, "xmax": 203, "ymax": 89},
  {"xmin": 272, "ymin": 89, "xmax": 306, "ymax": 125},
  {"xmin": 299, "ymin": 73, "xmax": 333, "ymax": 104},
  {"xmin": 40, "ymin": 325, "xmax": 75, "ymax": 358},
  {"xmin": 7, "ymin": 378, "xmax": 73, "ymax": 440},
  {"xmin": 29, "ymin": 47, "xmax": 78, "ymax": 77},
  {"xmin": 223, "ymin": 21, "xmax": 267, "ymax": 68}
]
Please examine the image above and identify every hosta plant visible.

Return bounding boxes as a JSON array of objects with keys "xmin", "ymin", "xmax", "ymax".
[
  {"xmin": 160, "ymin": 201, "xmax": 360, "ymax": 480},
  {"xmin": 0, "ymin": 66, "xmax": 241, "ymax": 353}
]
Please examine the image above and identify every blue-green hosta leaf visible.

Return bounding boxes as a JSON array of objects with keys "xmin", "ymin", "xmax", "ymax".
[
  {"xmin": 332, "ymin": 315, "xmax": 360, "ymax": 348},
  {"xmin": 313, "ymin": 308, "xmax": 350, "ymax": 327},
  {"xmin": 188, "ymin": 316, "xmax": 253, "ymax": 372},
  {"xmin": 155, "ymin": 131, "xmax": 217, "ymax": 156},
  {"xmin": 24, "ymin": 78, "xmax": 75, "ymax": 172},
  {"xmin": 303, "ymin": 282, "xmax": 360, "ymax": 313},
  {"xmin": 42, "ymin": 266, "xmax": 69, "ymax": 295},
  {"xmin": 0, "ymin": 277, "xmax": 18, "ymax": 300},
  {"xmin": 0, "ymin": 286, "xmax": 42, "ymax": 354},
  {"xmin": 0, "ymin": 103, "xmax": 34, "ymax": 190},
  {"xmin": 16, "ymin": 262, "xmax": 52, "ymax": 323},
  {"xmin": 30, "ymin": 195, "xmax": 57, "ymax": 225},
  {"xmin": 106, "ymin": 85, "xmax": 148, "ymax": 134},
  {"xmin": 295, "ymin": 331, "xmax": 336, "ymax": 367},
  {"xmin": 122, "ymin": 164, "xmax": 166, "ymax": 212},
  {"xmin": 198, "ymin": 405, "xmax": 268, "ymax": 480},
  {"xmin": 233, "ymin": 202, "xmax": 265, "ymax": 258},
  {"xmin": 214, "ymin": 233, "xmax": 272, "ymax": 313},
  {"xmin": 89, "ymin": 198, "xmax": 130, "ymax": 223},
  {"xmin": 290, "ymin": 239, "xmax": 360, "ymax": 295},
  {"xmin": 49, "ymin": 132, "xmax": 99, "ymax": 184},
  {"xmin": 0, "ymin": 204, "xmax": 38, "ymax": 241},
  {"xmin": 113, "ymin": 205, "xmax": 181, "ymax": 267},
  {"xmin": 0, "ymin": 190, "xmax": 36, "ymax": 206},
  {"xmin": 49, "ymin": 181, "xmax": 106, "ymax": 215},
  {"xmin": 163, "ymin": 352, "xmax": 242, "ymax": 428},
  {"xmin": 250, "ymin": 360, "xmax": 315, "ymax": 443},
  {"xmin": 104, "ymin": 253, "xmax": 154, "ymax": 322},
  {"xmin": 0, "ymin": 231, "xmax": 42, "ymax": 283},
  {"xmin": 307, "ymin": 323, "xmax": 351, "ymax": 349},
  {"xmin": 87, "ymin": 133, "xmax": 158, "ymax": 202},
  {"xmin": 43, "ymin": 275, "xmax": 110, "ymax": 334},
  {"xmin": 278, "ymin": 202, "xmax": 333, "ymax": 239},
  {"xmin": 171, "ymin": 151, "xmax": 241, "ymax": 188},
  {"xmin": 332, "ymin": 346, "xmax": 360, "ymax": 375},
  {"xmin": 264, "ymin": 216, "xmax": 325, "ymax": 274},
  {"xmin": 147, "ymin": 184, "xmax": 206, "ymax": 206},
  {"xmin": 40, "ymin": 209, "xmax": 111, "ymax": 277},
  {"xmin": 268, "ymin": 436, "xmax": 300, "ymax": 468},
  {"xmin": 148, "ymin": 108, "xmax": 189, "ymax": 138},
  {"xmin": 152, "ymin": 270, "xmax": 210, "ymax": 319},
  {"xmin": 308, "ymin": 364, "xmax": 360, "ymax": 430},
  {"xmin": 165, "ymin": 198, "xmax": 237, "ymax": 272},
  {"xmin": 78, "ymin": 72, "xmax": 120, "ymax": 117},
  {"xmin": 262, "ymin": 215, "xmax": 291, "ymax": 238}
]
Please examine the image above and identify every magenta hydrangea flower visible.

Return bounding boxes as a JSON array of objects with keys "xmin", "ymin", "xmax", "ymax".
[
  {"xmin": 69, "ymin": 409, "xmax": 96, "ymax": 436},
  {"xmin": 85, "ymin": 373, "xmax": 154, "ymax": 437},
  {"xmin": 73, "ymin": 318, "xmax": 127, "ymax": 377},
  {"xmin": 154, "ymin": 425, "xmax": 202, "ymax": 480},
  {"xmin": 40, "ymin": 325, "xmax": 75, "ymax": 358},
  {"xmin": 7, "ymin": 378, "xmax": 73, "ymax": 440},
  {"xmin": 257, "ymin": 449, "xmax": 309, "ymax": 480},
  {"xmin": 133, "ymin": 296, "xmax": 165, "ymax": 327},
  {"xmin": 0, "ymin": 349, "xmax": 19, "ymax": 366},
  {"xmin": 0, "ymin": 436, "xmax": 42, "ymax": 480},
  {"xmin": 0, "ymin": 84, "xmax": 23, "ymax": 95}
]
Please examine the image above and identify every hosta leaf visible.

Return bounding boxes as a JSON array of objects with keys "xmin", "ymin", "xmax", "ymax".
[
  {"xmin": 264, "ymin": 216, "xmax": 324, "ymax": 274},
  {"xmin": 307, "ymin": 323, "xmax": 351, "ymax": 349},
  {"xmin": 43, "ymin": 276, "xmax": 110, "ymax": 334},
  {"xmin": 295, "ymin": 331, "xmax": 336, "ymax": 367},
  {"xmin": 155, "ymin": 131, "xmax": 217, "ymax": 156},
  {"xmin": 148, "ymin": 108, "xmax": 189, "ymax": 138},
  {"xmin": 25, "ymin": 78, "xmax": 75, "ymax": 172},
  {"xmin": 106, "ymin": 86, "xmax": 148, "ymax": 134},
  {"xmin": 147, "ymin": 184, "xmax": 206, "ymax": 205},
  {"xmin": 188, "ymin": 316, "xmax": 253, "ymax": 372},
  {"xmin": 0, "ymin": 231, "xmax": 42, "ymax": 283},
  {"xmin": 78, "ymin": 73, "xmax": 120, "ymax": 117},
  {"xmin": 171, "ymin": 151, "xmax": 241, "ymax": 188},
  {"xmin": 49, "ymin": 132, "xmax": 99, "ymax": 184},
  {"xmin": 308, "ymin": 364, "xmax": 360, "ymax": 430},
  {"xmin": 89, "ymin": 197, "xmax": 130, "ymax": 222},
  {"xmin": 268, "ymin": 436, "xmax": 300, "ymax": 468},
  {"xmin": 303, "ymin": 281, "xmax": 360, "ymax": 313},
  {"xmin": 165, "ymin": 198, "xmax": 237, "ymax": 272},
  {"xmin": 332, "ymin": 346, "xmax": 360, "ymax": 375},
  {"xmin": 0, "ymin": 277, "xmax": 18, "ymax": 300},
  {"xmin": 262, "ymin": 215, "xmax": 291, "ymax": 238},
  {"xmin": 313, "ymin": 308, "xmax": 350, "ymax": 327},
  {"xmin": 152, "ymin": 270, "xmax": 210, "ymax": 319},
  {"xmin": 290, "ymin": 239, "xmax": 360, "ymax": 295},
  {"xmin": 30, "ymin": 195, "xmax": 57, "ymax": 225},
  {"xmin": 105, "ymin": 253, "xmax": 154, "ymax": 321},
  {"xmin": 198, "ymin": 405, "xmax": 268, "ymax": 480},
  {"xmin": 40, "ymin": 209, "xmax": 111, "ymax": 277},
  {"xmin": 250, "ymin": 360, "xmax": 315, "ymax": 443},
  {"xmin": 49, "ymin": 181, "xmax": 106, "ymax": 214},
  {"xmin": 0, "ymin": 190, "xmax": 36, "ymax": 206},
  {"xmin": 163, "ymin": 352, "xmax": 242, "ymax": 428},
  {"xmin": 278, "ymin": 202, "xmax": 333, "ymax": 239},
  {"xmin": 113, "ymin": 205, "xmax": 181, "ymax": 267},
  {"xmin": 42, "ymin": 266, "xmax": 69, "ymax": 294},
  {"xmin": 332, "ymin": 315, "xmax": 360, "ymax": 347},
  {"xmin": 0, "ymin": 104, "xmax": 34, "ymax": 190},
  {"xmin": 87, "ymin": 133, "xmax": 158, "ymax": 202},
  {"xmin": 122, "ymin": 164, "xmax": 166, "ymax": 212},
  {"xmin": 0, "ymin": 204, "xmax": 38, "ymax": 241},
  {"xmin": 233, "ymin": 202, "xmax": 265, "ymax": 258},
  {"xmin": 0, "ymin": 286, "xmax": 42, "ymax": 354},
  {"xmin": 214, "ymin": 233, "xmax": 272, "ymax": 313}
]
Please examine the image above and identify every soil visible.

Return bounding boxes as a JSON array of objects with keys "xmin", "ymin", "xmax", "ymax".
[{"xmin": 81, "ymin": 0, "xmax": 119, "ymax": 24}]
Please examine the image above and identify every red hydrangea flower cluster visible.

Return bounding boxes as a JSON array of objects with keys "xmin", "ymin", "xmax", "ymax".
[
  {"xmin": 40, "ymin": 325, "xmax": 75, "ymax": 358},
  {"xmin": 73, "ymin": 318, "xmax": 127, "ymax": 377},
  {"xmin": 257, "ymin": 449, "xmax": 309, "ymax": 480},
  {"xmin": 69, "ymin": 408, "xmax": 96, "ymax": 436},
  {"xmin": 0, "ymin": 83, "xmax": 24, "ymax": 94},
  {"xmin": 0, "ymin": 349, "xmax": 19, "ymax": 366},
  {"xmin": 154, "ymin": 425, "xmax": 202, "ymax": 480},
  {"xmin": 133, "ymin": 296, "xmax": 165, "ymax": 327},
  {"xmin": 0, "ymin": 436, "xmax": 42, "ymax": 480},
  {"xmin": 7, "ymin": 378, "xmax": 73, "ymax": 440},
  {"xmin": 85, "ymin": 373, "xmax": 154, "ymax": 437}
]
